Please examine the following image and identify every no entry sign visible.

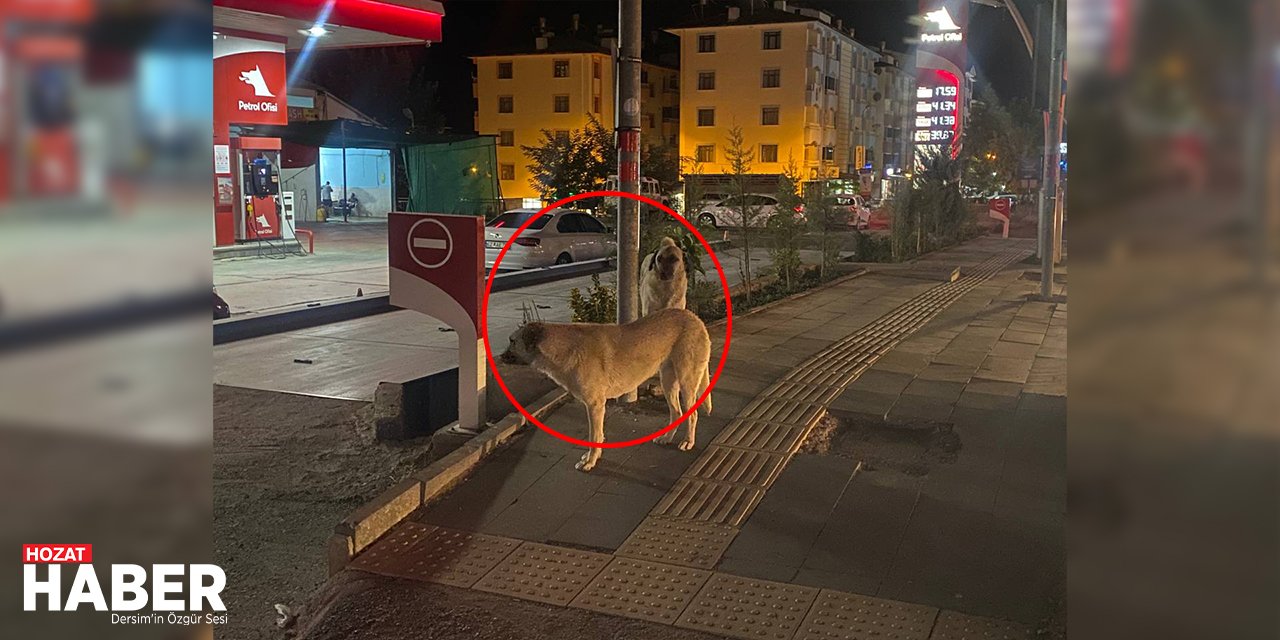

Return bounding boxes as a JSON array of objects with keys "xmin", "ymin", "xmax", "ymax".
[{"xmin": 389, "ymin": 213, "xmax": 485, "ymax": 432}]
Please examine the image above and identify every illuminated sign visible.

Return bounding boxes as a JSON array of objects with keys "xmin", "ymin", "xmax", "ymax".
[
  {"xmin": 912, "ymin": 68, "xmax": 961, "ymax": 153},
  {"xmin": 921, "ymin": 7, "xmax": 963, "ymax": 43}
]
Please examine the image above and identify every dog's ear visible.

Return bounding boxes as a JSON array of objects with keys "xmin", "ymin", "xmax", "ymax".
[
  {"xmin": 521, "ymin": 322, "xmax": 545, "ymax": 351},
  {"xmin": 660, "ymin": 236, "xmax": 676, "ymax": 248},
  {"xmin": 647, "ymin": 253, "xmax": 656, "ymax": 271}
]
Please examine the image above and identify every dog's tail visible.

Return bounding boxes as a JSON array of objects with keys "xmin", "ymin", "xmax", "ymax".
[{"xmin": 699, "ymin": 363, "xmax": 713, "ymax": 415}]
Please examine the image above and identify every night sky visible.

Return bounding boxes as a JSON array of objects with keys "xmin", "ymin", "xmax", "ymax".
[{"xmin": 299, "ymin": 0, "xmax": 1043, "ymax": 133}]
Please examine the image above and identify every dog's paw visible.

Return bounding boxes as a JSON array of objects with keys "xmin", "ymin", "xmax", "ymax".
[
  {"xmin": 574, "ymin": 459, "xmax": 596, "ymax": 472},
  {"xmin": 678, "ymin": 440, "xmax": 695, "ymax": 452}
]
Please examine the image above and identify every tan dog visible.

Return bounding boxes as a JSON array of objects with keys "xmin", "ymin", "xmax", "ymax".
[
  {"xmin": 640, "ymin": 237, "xmax": 687, "ymax": 316},
  {"xmin": 499, "ymin": 308, "xmax": 712, "ymax": 471}
]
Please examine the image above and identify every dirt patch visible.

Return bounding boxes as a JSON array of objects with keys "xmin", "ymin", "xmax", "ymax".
[
  {"xmin": 800, "ymin": 412, "xmax": 961, "ymax": 476},
  {"xmin": 293, "ymin": 571, "xmax": 725, "ymax": 640},
  {"xmin": 214, "ymin": 385, "xmax": 435, "ymax": 640}
]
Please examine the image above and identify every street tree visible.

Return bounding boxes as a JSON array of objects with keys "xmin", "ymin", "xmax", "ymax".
[
  {"xmin": 723, "ymin": 125, "xmax": 760, "ymax": 306},
  {"xmin": 522, "ymin": 115, "xmax": 612, "ymax": 200}
]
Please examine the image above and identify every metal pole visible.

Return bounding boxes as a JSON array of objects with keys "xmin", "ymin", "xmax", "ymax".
[
  {"xmin": 1039, "ymin": 0, "xmax": 1061, "ymax": 299},
  {"xmin": 341, "ymin": 119, "xmax": 349, "ymax": 223},
  {"xmin": 617, "ymin": 0, "xmax": 642, "ymax": 402}
]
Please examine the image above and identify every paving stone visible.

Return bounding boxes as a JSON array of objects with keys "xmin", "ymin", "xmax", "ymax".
[
  {"xmin": 570, "ymin": 556, "xmax": 711, "ymax": 625},
  {"xmin": 829, "ymin": 389, "xmax": 900, "ymax": 418},
  {"xmin": 472, "ymin": 541, "xmax": 612, "ymax": 606},
  {"xmin": 932, "ymin": 348, "xmax": 989, "ymax": 368},
  {"xmin": 929, "ymin": 611, "xmax": 1033, "ymax": 639},
  {"xmin": 651, "ymin": 477, "xmax": 764, "ymax": 526},
  {"xmin": 999, "ymin": 330, "xmax": 1044, "ymax": 346},
  {"xmin": 675, "ymin": 572, "xmax": 819, "ymax": 640},
  {"xmin": 548, "ymin": 488, "xmax": 664, "ymax": 552},
  {"xmin": 791, "ymin": 568, "xmax": 882, "ymax": 599},
  {"xmin": 989, "ymin": 340, "xmax": 1039, "ymax": 359},
  {"xmin": 417, "ymin": 450, "xmax": 562, "ymax": 531},
  {"xmin": 716, "ymin": 557, "xmax": 800, "ymax": 584},
  {"xmin": 975, "ymin": 357, "xmax": 1034, "ymax": 384},
  {"xmin": 955, "ymin": 389, "xmax": 1020, "ymax": 412},
  {"xmin": 848, "ymin": 370, "xmax": 915, "ymax": 396},
  {"xmin": 615, "ymin": 516, "xmax": 739, "ymax": 569},
  {"xmin": 872, "ymin": 350, "xmax": 933, "ymax": 375},
  {"xmin": 964, "ymin": 378, "xmax": 1023, "ymax": 398},
  {"xmin": 902, "ymin": 379, "xmax": 966, "ymax": 403},
  {"xmin": 887, "ymin": 396, "xmax": 955, "ymax": 422},
  {"xmin": 803, "ymin": 472, "xmax": 923, "ymax": 584},
  {"xmin": 685, "ymin": 445, "xmax": 788, "ymax": 487},
  {"xmin": 715, "ymin": 417, "xmax": 812, "ymax": 453},
  {"xmin": 795, "ymin": 590, "xmax": 939, "ymax": 640},
  {"xmin": 350, "ymin": 525, "xmax": 520, "ymax": 588},
  {"xmin": 916, "ymin": 363, "xmax": 977, "ymax": 383},
  {"xmin": 725, "ymin": 454, "xmax": 855, "ymax": 568}
]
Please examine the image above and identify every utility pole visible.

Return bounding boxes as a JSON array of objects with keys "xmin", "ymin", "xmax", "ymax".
[
  {"xmin": 1038, "ymin": 0, "xmax": 1062, "ymax": 299},
  {"xmin": 617, "ymin": 0, "xmax": 642, "ymax": 402}
]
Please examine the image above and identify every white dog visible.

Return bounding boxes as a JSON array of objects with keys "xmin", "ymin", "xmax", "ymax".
[{"xmin": 641, "ymin": 237, "xmax": 687, "ymax": 316}]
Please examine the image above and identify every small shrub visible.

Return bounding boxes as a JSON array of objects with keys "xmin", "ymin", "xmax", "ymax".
[
  {"xmin": 853, "ymin": 230, "xmax": 895, "ymax": 263},
  {"xmin": 568, "ymin": 274, "xmax": 617, "ymax": 323}
]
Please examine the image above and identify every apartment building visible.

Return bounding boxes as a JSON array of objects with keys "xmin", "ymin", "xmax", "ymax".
[
  {"xmin": 473, "ymin": 28, "xmax": 680, "ymax": 206},
  {"xmin": 667, "ymin": 2, "xmax": 886, "ymax": 182},
  {"xmin": 874, "ymin": 47, "xmax": 917, "ymax": 190}
]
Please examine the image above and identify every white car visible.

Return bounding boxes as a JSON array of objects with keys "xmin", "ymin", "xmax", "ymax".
[
  {"xmin": 484, "ymin": 208, "xmax": 616, "ymax": 270},
  {"xmin": 833, "ymin": 193, "xmax": 872, "ymax": 229},
  {"xmin": 695, "ymin": 194, "xmax": 783, "ymax": 228}
]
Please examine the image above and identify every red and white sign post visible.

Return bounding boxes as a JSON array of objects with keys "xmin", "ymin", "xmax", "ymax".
[
  {"xmin": 389, "ymin": 213, "xmax": 486, "ymax": 433},
  {"xmin": 988, "ymin": 197, "xmax": 1011, "ymax": 238}
]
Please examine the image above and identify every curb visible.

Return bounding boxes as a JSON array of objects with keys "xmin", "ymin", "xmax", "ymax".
[{"xmin": 329, "ymin": 387, "xmax": 570, "ymax": 575}]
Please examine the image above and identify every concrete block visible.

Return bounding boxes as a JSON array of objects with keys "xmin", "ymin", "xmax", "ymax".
[
  {"xmin": 327, "ymin": 533, "xmax": 354, "ymax": 576},
  {"xmin": 414, "ymin": 445, "xmax": 483, "ymax": 505},
  {"xmin": 338, "ymin": 477, "xmax": 422, "ymax": 554}
]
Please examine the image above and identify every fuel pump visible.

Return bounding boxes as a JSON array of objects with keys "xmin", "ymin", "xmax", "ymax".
[{"xmin": 240, "ymin": 151, "xmax": 281, "ymax": 239}]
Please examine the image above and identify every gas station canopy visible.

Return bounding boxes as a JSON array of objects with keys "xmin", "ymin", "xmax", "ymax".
[{"xmin": 213, "ymin": 0, "xmax": 445, "ymax": 50}]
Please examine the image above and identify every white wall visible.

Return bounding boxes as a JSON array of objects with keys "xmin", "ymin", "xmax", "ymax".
[{"xmin": 319, "ymin": 147, "xmax": 393, "ymax": 218}]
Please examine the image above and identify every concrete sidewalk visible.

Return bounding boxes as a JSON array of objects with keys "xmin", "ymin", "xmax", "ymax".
[{"xmin": 336, "ymin": 236, "xmax": 1064, "ymax": 639}]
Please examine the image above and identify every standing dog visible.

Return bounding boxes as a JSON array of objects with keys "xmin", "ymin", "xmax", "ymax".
[
  {"xmin": 499, "ymin": 308, "xmax": 712, "ymax": 471},
  {"xmin": 640, "ymin": 237, "xmax": 687, "ymax": 315}
]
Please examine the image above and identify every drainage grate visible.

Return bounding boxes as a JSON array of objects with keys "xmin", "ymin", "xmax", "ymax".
[
  {"xmin": 615, "ymin": 516, "xmax": 739, "ymax": 569},
  {"xmin": 675, "ymin": 572, "xmax": 819, "ymax": 640},
  {"xmin": 796, "ymin": 590, "xmax": 939, "ymax": 640},
  {"xmin": 929, "ymin": 611, "xmax": 1033, "ymax": 640},
  {"xmin": 570, "ymin": 557, "xmax": 711, "ymax": 625},
  {"xmin": 471, "ymin": 541, "xmax": 612, "ymax": 606},
  {"xmin": 651, "ymin": 478, "xmax": 764, "ymax": 526},
  {"xmin": 684, "ymin": 446, "xmax": 788, "ymax": 488},
  {"xmin": 351, "ymin": 525, "xmax": 519, "ymax": 588}
]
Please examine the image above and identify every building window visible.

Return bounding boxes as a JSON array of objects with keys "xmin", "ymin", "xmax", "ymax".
[
  {"xmin": 553, "ymin": 59, "xmax": 570, "ymax": 78},
  {"xmin": 762, "ymin": 31, "xmax": 781, "ymax": 50},
  {"xmin": 500, "ymin": 164, "xmax": 515, "ymax": 180},
  {"xmin": 835, "ymin": 43, "xmax": 842, "ymax": 61},
  {"xmin": 761, "ymin": 106, "xmax": 780, "ymax": 126},
  {"xmin": 824, "ymin": 75, "xmax": 836, "ymax": 92},
  {"xmin": 498, "ymin": 130, "xmax": 514, "ymax": 147},
  {"xmin": 670, "ymin": 75, "xmax": 679, "ymax": 90},
  {"xmin": 645, "ymin": 114, "xmax": 655, "ymax": 128},
  {"xmin": 697, "ymin": 71, "xmax": 715, "ymax": 90},
  {"xmin": 592, "ymin": 95, "xmax": 601, "ymax": 114},
  {"xmin": 498, "ymin": 96, "xmax": 513, "ymax": 113},
  {"xmin": 662, "ymin": 106, "xmax": 678, "ymax": 121},
  {"xmin": 696, "ymin": 108, "xmax": 715, "ymax": 127},
  {"xmin": 822, "ymin": 146, "xmax": 835, "ymax": 161},
  {"xmin": 593, "ymin": 59, "xmax": 601, "ymax": 79},
  {"xmin": 553, "ymin": 95, "xmax": 570, "ymax": 112},
  {"xmin": 641, "ymin": 70, "xmax": 649, "ymax": 84},
  {"xmin": 698, "ymin": 34, "xmax": 716, "ymax": 53},
  {"xmin": 696, "ymin": 144, "xmax": 715, "ymax": 163},
  {"xmin": 497, "ymin": 62, "xmax": 513, "ymax": 79},
  {"xmin": 760, "ymin": 144, "xmax": 779, "ymax": 163},
  {"xmin": 762, "ymin": 68, "xmax": 781, "ymax": 88}
]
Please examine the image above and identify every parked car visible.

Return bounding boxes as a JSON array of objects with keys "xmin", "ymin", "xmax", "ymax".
[
  {"xmin": 484, "ymin": 208, "xmax": 616, "ymax": 270},
  {"xmin": 833, "ymin": 193, "xmax": 872, "ymax": 229},
  {"xmin": 695, "ymin": 194, "xmax": 790, "ymax": 228}
]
